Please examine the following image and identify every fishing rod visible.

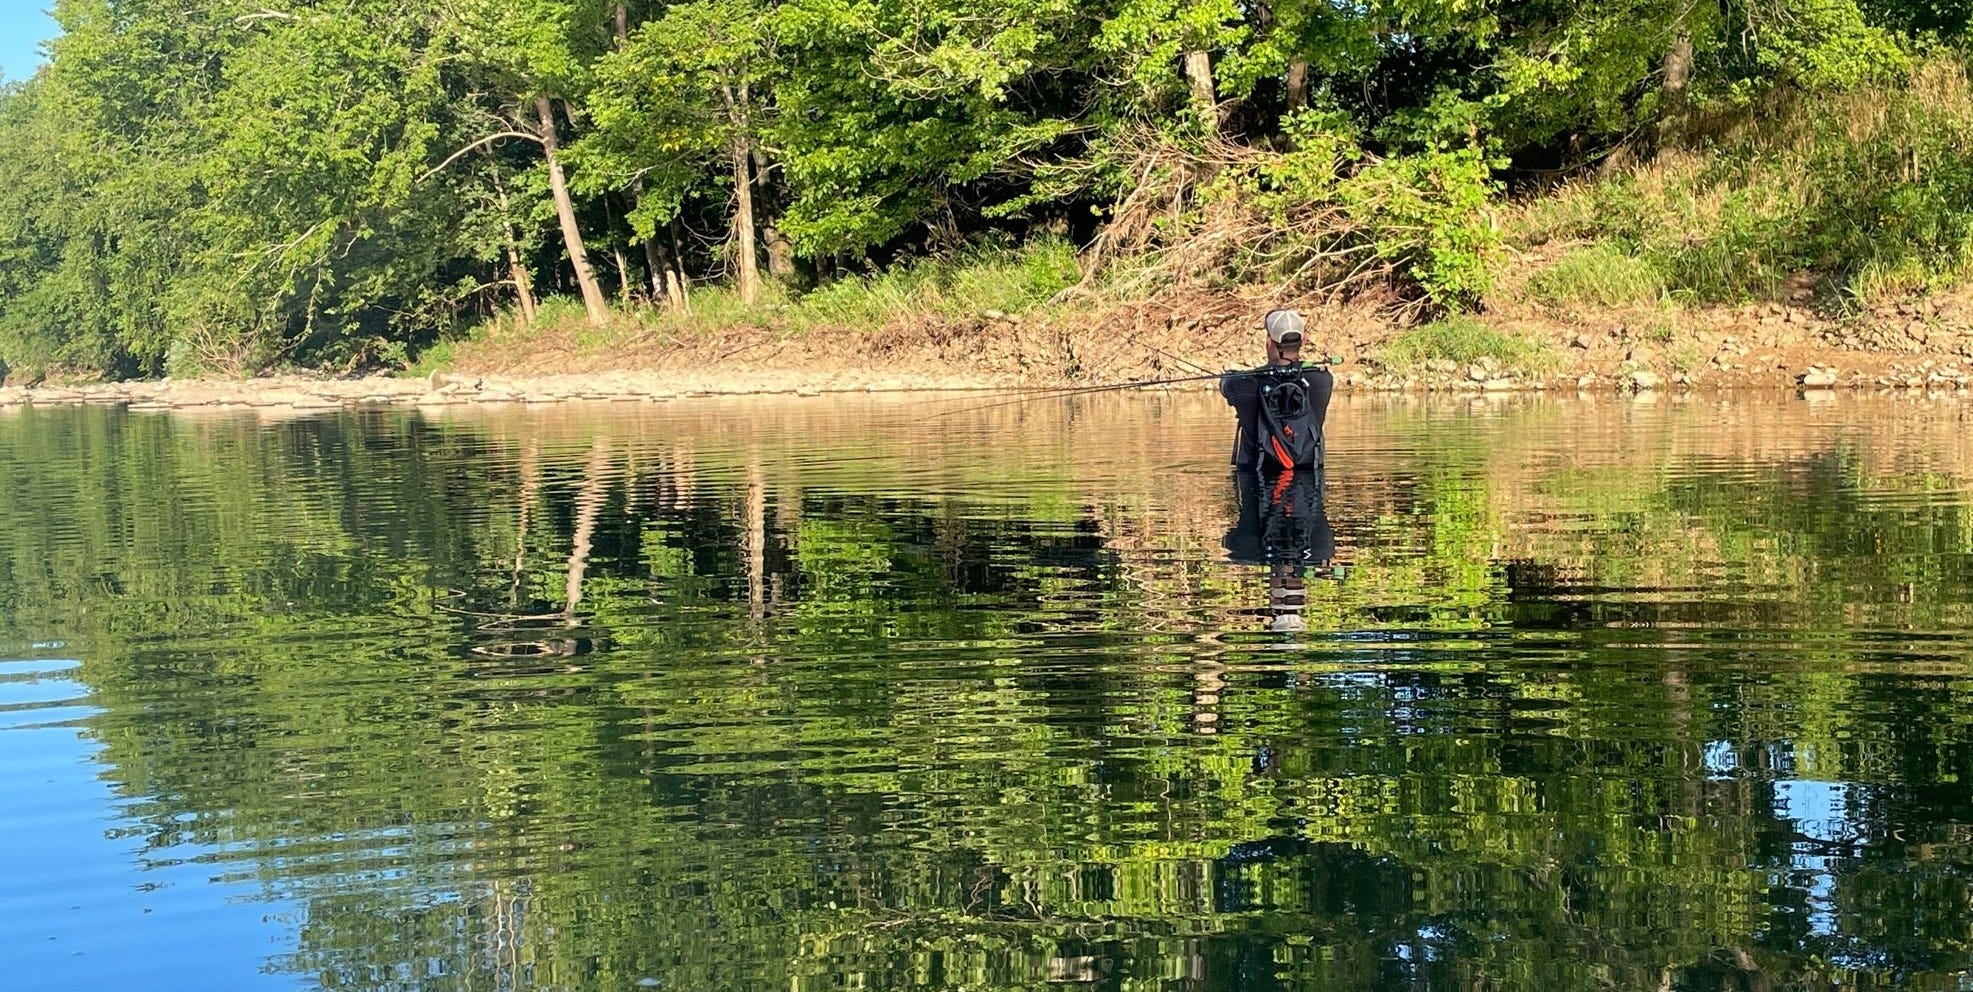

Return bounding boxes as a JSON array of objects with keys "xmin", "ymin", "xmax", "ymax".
[
  {"xmin": 1140, "ymin": 340, "xmax": 1220, "ymax": 378},
  {"xmin": 936, "ymin": 356, "xmax": 1344, "ymax": 419}
]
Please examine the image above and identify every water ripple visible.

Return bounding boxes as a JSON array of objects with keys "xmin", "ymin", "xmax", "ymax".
[{"xmin": 3, "ymin": 395, "xmax": 1973, "ymax": 990}]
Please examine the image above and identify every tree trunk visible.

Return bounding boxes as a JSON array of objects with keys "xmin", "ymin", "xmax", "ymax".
[
  {"xmin": 752, "ymin": 146, "xmax": 796, "ymax": 287},
  {"xmin": 670, "ymin": 220, "xmax": 692, "ymax": 313},
  {"xmin": 730, "ymin": 136, "xmax": 762, "ymax": 304},
  {"xmin": 534, "ymin": 95, "xmax": 610, "ymax": 326},
  {"xmin": 1660, "ymin": 24, "xmax": 1694, "ymax": 144},
  {"xmin": 487, "ymin": 159, "xmax": 537, "ymax": 325},
  {"xmin": 667, "ymin": 267, "xmax": 688, "ymax": 312},
  {"xmin": 1182, "ymin": 49, "xmax": 1220, "ymax": 133},
  {"xmin": 506, "ymin": 242, "xmax": 538, "ymax": 326},
  {"xmin": 643, "ymin": 238, "xmax": 663, "ymax": 299},
  {"xmin": 744, "ymin": 457, "xmax": 767, "ymax": 621},
  {"xmin": 764, "ymin": 225, "xmax": 796, "ymax": 282},
  {"xmin": 564, "ymin": 438, "xmax": 611, "ymax": 625},
  {"xmin": 721, "ymin": 84, "xmax": 762, "ymax": 305},
  {"xmin": 1285, "ymin": 59, "xmax": 1309, "ymax": 113},
  {"xmin": 645, "ymin": 237, "xmax": 682, "ymax": 309},
  {"xmin": 612, "ymin": 244, "xmax": 634, "ymax": 304},
  {"xmin": 616, "ymin": 0, "xmax": 668, "ymax": 309},
  {"xmin": 1664, "ymin": 27, "xmax": 1694, "ymax": 98},
  {"xmin": 510, "ymin": 439, "xmax": 539, "ymax": 609}
]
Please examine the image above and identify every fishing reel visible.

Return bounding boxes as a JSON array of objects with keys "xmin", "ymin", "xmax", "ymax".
[
  {"xmin": 1255, "ymin": 358, "xmax": 1341, "ymax": 423},
  {"xmin": 1254, "ymin": 363, "xmax": 1308, "ymax": 382},
  {"xmin": 1252, "ymin": 356, "xmax": 1344, "ymax": 381}
]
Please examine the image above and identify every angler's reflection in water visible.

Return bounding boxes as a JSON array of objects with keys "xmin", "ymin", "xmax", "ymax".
[{"xmin": 1223, "ymin": 468, "xmax": 1335, "ymax": 632}]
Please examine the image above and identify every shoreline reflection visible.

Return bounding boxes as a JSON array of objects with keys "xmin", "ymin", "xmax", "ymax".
[{"xmin": 0, "ymin": 394, "xmax": 1969, "ymax": 991}]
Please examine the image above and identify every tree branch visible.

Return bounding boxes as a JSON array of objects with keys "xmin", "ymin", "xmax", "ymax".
[{"xmin": 420, "ymin": 131, "xmax": 546, "ymax": 183}]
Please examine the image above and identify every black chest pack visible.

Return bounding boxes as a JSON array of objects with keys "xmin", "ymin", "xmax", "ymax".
[{"xmin": 1256, "ymin": 365, "xmax": 1323, "ymax": 470}]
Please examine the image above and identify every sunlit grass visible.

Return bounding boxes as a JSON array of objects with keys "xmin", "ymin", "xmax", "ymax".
[
  {"xmin": 1375, "ymin": 317, "xmax": 1557, "ymax": 375},
  {"xmin": 1529, "ymin": 244, "xmax": 1666, "ymax": 309},
  {"xmin": 412, "ymin": 238, "xmax": 1079, "ymax": 371},
  {"xmin": 1502, "ymin": 57, "xmax": 1973, "ymax": 308}
]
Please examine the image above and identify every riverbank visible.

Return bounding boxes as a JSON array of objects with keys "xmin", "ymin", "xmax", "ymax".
[
  {"xmin": 427, "ymin": 285, "xmax": 1973, "ymax": 394},
  {"xmin": 4, "ymin": 287, "xmax": 1972, "ymax": 411}
]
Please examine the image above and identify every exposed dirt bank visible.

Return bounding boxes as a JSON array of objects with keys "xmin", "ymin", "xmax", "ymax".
[
  {"xmin": 5, "ymin": 289, "xmax": 1973, "ymax": 409},
  {"xmin": 383, "ymin": 285, "xmax": 1973, "ymax": 393}
]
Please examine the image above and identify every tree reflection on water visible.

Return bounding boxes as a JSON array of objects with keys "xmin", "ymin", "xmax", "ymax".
[{"xmin": 1, "ymin": 393, "xmax": 1971, "ymax": 991}]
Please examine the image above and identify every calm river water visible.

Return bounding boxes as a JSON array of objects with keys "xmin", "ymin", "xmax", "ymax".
[{"xmin": 3, "ymin": 392, "xmax": 1973, "ymax": 991}]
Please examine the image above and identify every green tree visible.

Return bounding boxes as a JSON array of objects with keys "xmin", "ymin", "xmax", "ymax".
[
  {"xmin": 0, "ymin": 0, "xmax": 490, "ymax": 375},
  {"xmin": 442, "ymin": 0, "xmax": 619, "ymax": 324},
  {"xmin": 766, "ymin": 0, "xmax": 1091, "ymax": 257},
  {"xmin": 587, "ymin": 0, "xmax": 774, "ymax": 303}
]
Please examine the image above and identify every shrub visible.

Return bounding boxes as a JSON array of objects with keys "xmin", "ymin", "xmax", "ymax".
[
  {"xmin": 1091, "ymin": 113, "xmax": 1501, "ymax": 310},
  {"xmin": 1337, "ymin": 145, "xmax": 1500, "ymax": 306}
]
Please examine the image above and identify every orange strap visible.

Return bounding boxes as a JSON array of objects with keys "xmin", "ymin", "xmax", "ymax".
[
  {"xmin": 1271, "ymin": 465, "xmax": 1295, "ymax": 507},
  {"xmin": 1270, "ymin": 435, "xmax": 1293, "ymax": 468}
]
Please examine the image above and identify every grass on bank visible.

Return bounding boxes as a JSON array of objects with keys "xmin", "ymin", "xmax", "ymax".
[
  {"xmin": 1506, "ymin": 55, "xmax": 1973, "ymax": 310},
  {"xmin": 410, "ymin": 238, "xmax": 1079, "ymax": 373},
  {"xmin": 1375, "ymin": 317, "xmax": 1557, "ymax": 375},
  {"xmin": 1528, "ymin": 244, "xmax": 1667, "ymax": 309}
]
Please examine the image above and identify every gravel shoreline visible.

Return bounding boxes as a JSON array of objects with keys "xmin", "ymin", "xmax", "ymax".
[
  {"xmin": 2, "ymin": 357, "xmax": 1971, "ymax": 413},
  {"xmin": 0, "ymin": 369, "xmax": 1024, "ymax": 412}
]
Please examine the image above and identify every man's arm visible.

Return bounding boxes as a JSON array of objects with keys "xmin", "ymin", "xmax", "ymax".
[
  {"xmin": 1220, "ymin": 369, "xmax": 1255, "ymax": 406},
  {"xmin": 1222, "ymin": 369, "xmax": 1261, "ymax": 467}
]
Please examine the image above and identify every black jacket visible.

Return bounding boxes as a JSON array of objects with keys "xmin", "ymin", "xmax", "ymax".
[{"xmin": 1220, "ymin": 362, "xmax": 1334, "ymax": 468}]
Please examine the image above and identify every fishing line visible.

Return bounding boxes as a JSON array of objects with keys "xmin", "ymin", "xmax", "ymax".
[{"xmin": 932, "ymin": 358, "xmax": 1344, "ymax": 419}]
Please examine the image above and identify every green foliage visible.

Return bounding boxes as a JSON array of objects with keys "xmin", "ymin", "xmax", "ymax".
[
  {"xmin": 1094, "ymin": 0, "xmax": 1249, "ymax": 119},
  {"xmin": 1140, "ymin": 110, "xmax": 1502, "ymax": 307},
  {"xmin": 1375, "ymin": 316, "xmax": 1556, "ymax": 373},
  {"xmin": 765, "ymin": 0, "xmax": 1092, "ymax": 256},
  {"xmin": 1511, "ymin": 56, "xmax": 1973, "ymax": 305},
  {"xmin": 582, "ymin": 0, "xmax": 765, "ymax": 238},
  {"xmin": 1529, "ymin": 244, "xmax": 1667, "ymax": 308},
  {"xmin": 792, "ymin": 238, "xmax": 1077, "ymax": 327},
  {"xmin": 1343, "ymin": 145, "xmax": 1501, "ymax": 305},
  {"xmin": 1478, "ymin": 0, "xmax": 1908, "ymax": 152},
  {"xmin": 0, "ymin": 0, "xmax": 490, "ymax": 377},
  {"xmin": 403, "ymin": 337, "xmax": 459, "ymax": 377}
]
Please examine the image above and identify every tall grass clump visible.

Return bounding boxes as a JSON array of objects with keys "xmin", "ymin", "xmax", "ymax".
[
  {"xmin": 1529, "ymin": 244, "xmax": 1666, "ymax": 308},
  {"xmin": 1375, "ymin": 317, "xmax": 1555, "ymax": 374},
  {"xmin": 1508, "ymin": 55, "xmax": 1973, "ymax": 306}
]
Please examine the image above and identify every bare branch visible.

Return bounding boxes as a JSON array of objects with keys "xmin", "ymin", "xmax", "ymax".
[
  {"xmin": 419, "ymin": 131, "xmax": 546, "ymax": 183},
  {"xmin": 234, "ymin": 8, "xmax": 299, "ymax": 23}
]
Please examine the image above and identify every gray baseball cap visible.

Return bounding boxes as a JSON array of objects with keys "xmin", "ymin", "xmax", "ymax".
[{"xmin": 1263, "ymin": 309, "xmax": 1306, "ymax": 345}]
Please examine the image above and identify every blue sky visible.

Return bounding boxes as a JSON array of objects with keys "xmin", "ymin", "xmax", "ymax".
[{"xmin": 0, "ymin": 0, "xmax": 58, "ymax": 83}]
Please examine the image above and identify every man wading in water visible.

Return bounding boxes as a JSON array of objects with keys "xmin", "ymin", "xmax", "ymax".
[
  {"xmin": 1220, "ymin": 309, "xmax": 1333, "ymax": 471},
  {"xmin": 1220, "ymin": 308, "xmax": 1335, "ymax": 632}
]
